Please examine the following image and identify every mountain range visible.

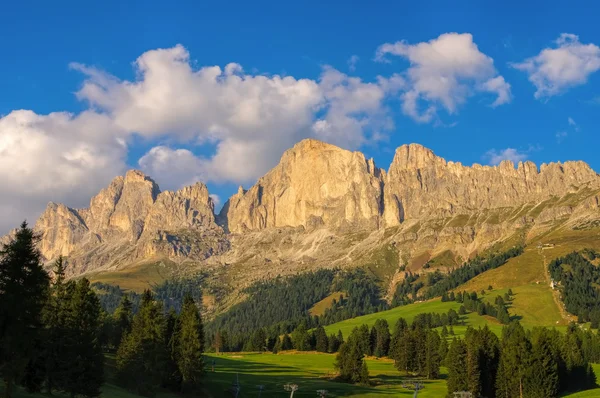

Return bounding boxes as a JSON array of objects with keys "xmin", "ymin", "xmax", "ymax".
[{"xmin": 5, "ymin": 139, "xmax": 600, "ymax": 315}]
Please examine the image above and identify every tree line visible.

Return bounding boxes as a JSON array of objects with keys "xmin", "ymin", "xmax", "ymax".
[
  {"xmin": 549, "ymin": 251, "xmax": 600, "ymax": 327},
  {"xmin": 0, "ymin": 222, "xmax": 206, "ymax": 398}
]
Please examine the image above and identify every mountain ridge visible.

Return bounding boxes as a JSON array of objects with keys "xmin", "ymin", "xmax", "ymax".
[{"xmin": 3, "ymin": 139, "xmax": 600, "ymax": 315}]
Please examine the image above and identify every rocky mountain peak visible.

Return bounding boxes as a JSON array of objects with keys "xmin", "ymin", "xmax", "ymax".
[{"xmin": 390, "ymin": 143, "xmax": 441, "ymax": 171}]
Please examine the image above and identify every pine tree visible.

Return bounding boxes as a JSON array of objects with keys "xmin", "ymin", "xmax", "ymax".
[
  {"xmin": 0, "ymin": 222, "xmax": 50, "ymax": 398},
  {"xmin": 334, "ymin": 328, "xmax": 369, "ymax": 384},
  {"xmin": 281, "ymin": 334, "xmax": 293, "ymax": 350},
  {"xmin": 112, "ymin": 295, "xmax": 133, "ymax": 348},
  {"xmin": 372, "ymin": 319, "xmax": 390, "ymax": 357},
  {"xmin": 526, "ymin": 327, "xmax": 559, "ymax": 398},
  {"xmin": 116, "ymin": 290, "xmax": 168, "ymax": 397},
  {"xmin": 314, "ymin": 326, "xmax": 329, "ymax": 353},
  {"xmin": 327, "ymin": 334, "xmax": 340, "ymax": 353},
  {"xmin": 424, "ymin": 330, "xmax": 441, "ymax": 379},
  {"xmin": 496, "ymin": 322, "xmax": 531, "ymax": 398},
  {"xmin": 40, "ymin": 256, "xmax": 71, "ymax": 394},
  {"xmin": 291, "ymin": 321, "xmax": 310, "ymax": 351},
  {"xmin": 63, "ymin": 279, "xmax": 104, "ymax": 397},
  {"xmin": 172, "ymin": 294, "xmax": 204, "ymax": 393},
  {"xmin": 446, "ymin": 338, "xmax": 468, "ymax": 396},
  {"xmin": 162, "ymin": 310, "xmax": 182, "ymax": 391}
]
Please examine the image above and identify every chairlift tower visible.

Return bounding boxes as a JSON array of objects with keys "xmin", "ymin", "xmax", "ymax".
[{"xmin": 284, "ymin": 383, "xmax": 299, "ymax": 398}]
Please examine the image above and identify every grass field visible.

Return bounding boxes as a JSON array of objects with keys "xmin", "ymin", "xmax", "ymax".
[
  {"xmin": 309, "ymin": 292, "xmax": 346, "ymax": 316},
  {"xmin": 87, "ymin": 261, "xmax": 175, "ymax": 292},
  {"xmin": 204, "ymin": 352, "xmax": 448, "ymax": 397},
  {"xmin": 3, "ymin": 352, "xmax": 599, "ymax": 398},
  {"xmin": 322, "ymin": 298, "xmax": 507, "ymax": 339}
]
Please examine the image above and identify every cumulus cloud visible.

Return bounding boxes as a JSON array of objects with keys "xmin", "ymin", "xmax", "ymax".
[
  {"xmin": 73, "ymin": 48, "xmax": 394, "ymax": 185},
  {"xmin": 484, "ymin": 148, "xmax": 529, "ymax": 166},
  {"xmin": 512, "ymin": 33, "xmax": 600, "ymax": 98},
  {"xmin": 0, "ymin": 110, "xmax": 126, "ymax": 233},
  {"xmin": 376, "ymin": 33, "xmax": 511, "ymax": 122}
]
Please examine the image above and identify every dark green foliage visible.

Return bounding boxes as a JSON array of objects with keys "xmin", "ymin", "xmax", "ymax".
[
  {"xmin": 116, "ymin": 290, "xmax": 168, "ymax": 397},
  {"xmin": 446, "ymin": 338, "xmax": 468, "ymax": 396},
  {"xmin": 172, "ymin": 295, "xmax": 204, "ymax": 393},
  {"xmin": 314, "ymin": 326, "xmax": 329, "ymax": 353},
  {"xmin": 334, "ymin": 328, "xmax": 369, "ymax": 385},
  {"xmin": 291, "ymin": 321, "xmax": 311, "ymax": 351},
  {"xmin": 327, "ymin": 333, "xmax": 341, "ymax": 353},
  {"xmin": 111, "ymin": 295, "xmax": 133, "ymax": 349},
  {"xmin": 548, "ymin": 251, "xmax": 600, "ymax": 325},
  {"xmin": 63, "ymin": 279, "xmax": 105, "ymax": 397},
  {"xmin": 209, "ymin": 270, "xmax": 336, "ymax": 337},
  {"xmin": 371, "ymin": 319, "xmax": 390, "ymax": 357},
  {"xmin": 0, "ymin": 222, "xmax": 50, "ymax": 398},
  {"xmin": 391, "ymin": 272, "xmax": 421, "ymax": 306},
  {"xmin": 424, "ymin": 246, "xmax": 524, "ymax": 299},
  {"xmin": 281, "ymin": 334, "xmax": 293, "ymax": 351},
  {"xmin": 321, "ymin": 269, "xmax": 388, "ymax": 324}
]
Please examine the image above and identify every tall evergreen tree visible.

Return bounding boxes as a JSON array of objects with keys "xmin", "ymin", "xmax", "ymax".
[
  {"xmin": 0, "ymin": 222, "xmax": 49, "ymax": 398},
  {"xmin": 63, "ymin": 279, "xmax": 104, "ymax": 397},
  {"xmin": 314, "ymin": 326, "xmax": 329, "ymax": 353},
  {"xmin": 334, "ymin": 328, "xmax": 369, "ymax": 384},
  {"xmin": 172, "ymin": 295, "xmax": 204, "ymax": 393},
  {"xmin": 371, "ymin": 319, "xmax": 391, "ymax": 358},
  {"xmin": 446, "ymin": 338, "xmax": 468, "ymax": 397},
  {"xmin": 112, "ymin": 295, "xmax": 133, "ymax": 348},
  {"xmin": 116, "ymin": 290, "xmax": 168, "ymax": 397},
  {"xmin": 526, "ymin": 327, "xmax": 559, "ymax": 398},
  {"xmin": 496, "ymin": 322, "xmax": 532, "ymax": 398}
]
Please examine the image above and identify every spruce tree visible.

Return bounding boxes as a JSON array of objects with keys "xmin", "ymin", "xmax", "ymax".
[
  {"xmin": 40, "ymin": 256, "xmax": 71, "ymax": 394},
  {"xmin": 372, "ymin": 319, "xmax": 390, "ymax": 358},
  {"xmin": 112, "ymin": 295, "xmax": 133, "ymax": 348},
  {"xmin": 334, "ymin": 328, "xmax": 369, "ymax": 384},
  {"xmin": 526, "ymin": 327, "xmax": 559, "ymax": 397},
  {"xmin": 291, "ymin": 321, "xmax": 310, "ymax": 351},
  {"xmin": 64, "ymin": 279, "xmax": 104, "ymax": 397},
  {"xmin": 281, "ymin": 334, "xmax": 293, "ymax": 350},
  {"xmin": 172, "ymin": 295, "xmax": 204, "ymax": 393},
  {"xmin": 116, "ymin": 290, "xmax": 168, "ymax": 397},
  {"xmin": 0, "ymin": 222, "xmax": 50, "ymax": 398},
  {"xmin": 424, "ymin": 330, "xmax": 441, "ymax": 379},
  {"xmin": 496, "ymin": 322, "xmax": 532, "ymax": 398},
  {"xmin": 446, "ymin": 338, "xmax": 468, "ymax": 396},
  {"xmin": 314, "ymin": 326, "xmax": 329, "ymax": 353},
  {"xmin": 162, "ymin": 310, "xmax": 182, "ymax": 391}
]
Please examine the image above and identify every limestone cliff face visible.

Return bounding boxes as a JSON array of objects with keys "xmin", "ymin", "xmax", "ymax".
[
  {"xmin": 221, "ymin": 140, "xmax": 600, "ymax": 232},
  {"xmin": 219, "ymin": 139, "xmax": 385, "ymax": 233},
  {"xmin": 32, "ymin": 170, "xmax": 225, "ymax": 274},
  {"xmin": 383, "ymin": 144, "xmax": 600, "ymax": 225}
]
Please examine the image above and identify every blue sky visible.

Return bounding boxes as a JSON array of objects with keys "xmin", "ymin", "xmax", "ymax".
[{"xmin": 1, "ymin": 0, "xmax": 599, "ymax": 233}]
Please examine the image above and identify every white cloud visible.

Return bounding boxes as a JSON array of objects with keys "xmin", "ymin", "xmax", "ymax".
[
  {"xmin": 0, "ymin": 110, "xmax": 126, "ymax": 233},
  {"xmin": 484, "ymin": 148, "xmax": 528, "ymax": 166},
  {"xmin": 347, "ymin": 55, "xmax": 359, "ymax": 72},
  {"xmin": 209, "ymin": 194, "xmax": 221, "ymax": 209},
  {"xmin": 512, "ymin": 33, "xmax": 600, "ymax": 98},
  {"xmin": 376, "ymin": 33, "xmax": 511, "ymax": 122}
]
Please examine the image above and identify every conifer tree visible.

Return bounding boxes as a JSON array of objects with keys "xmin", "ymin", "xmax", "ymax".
[
  {"xmin": 424, "ymin": 330, "xmax": 441, "ymax": 379},
  {"xmin": 334, "ymin": 328, "xmax": 369, "ymax": 384},
  {"xmin": 63, "ymin": 279, "xmax": 104, "ymax": 397},
  {"xmin": 314, "ymin": 326, "xmax": 329, "ymax": 353},
  {"xmin": 112, "ymin": 295, "xmax": 133, "ymax": 348},
  {"xmin": 291, "ymin": 321, "xmax": 310, "ymax": 351},
  {"xmin": 0, "ymin": 222, "xmax": 49, "ymax": 398},
  {"xmin": 496, "ymin": 322, "xmax": 532, "ymax": 398},
  {"xmin": 172, "ymin": 295, "xmax": 204, "ymax": 393},
  {"xmin": 446, "ymin": 338, "xmax": 468, "ymax": 396},
  {"xmin": 281, "ymin": 334, "xmax": 293, "ymax": 350},
  {"xmin": 327, "ymin": 334, "xmax": 340, "ymax": 353},
  {"xmin": 40, "ymin": 256, "xmax": 71, "ymax": 394},
  {"xmin": 117, "ymin": 290, "xmax": 168, "ymax": 397},
  {"xmin": 371, "ymin": 319, "xmax": 390, "ymax": 357},
  {"xmin": 526, "ymin": 327, "xmax": 559, "ymax": 397},
  {"xmin": 162, "ymin": 310, "xmax": 182, "ymax": 391}
]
